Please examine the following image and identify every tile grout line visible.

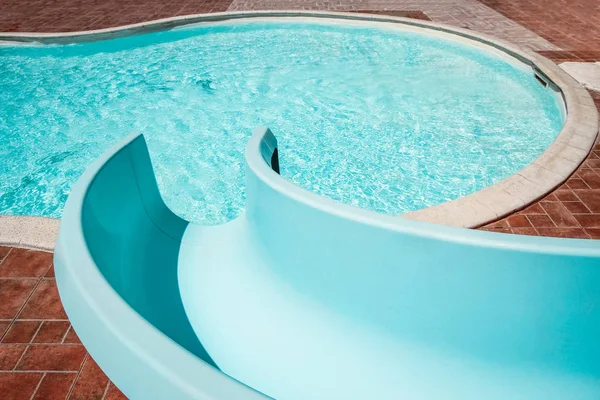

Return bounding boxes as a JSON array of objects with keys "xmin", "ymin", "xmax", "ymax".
[
  {"xmin": 0, "ymin": 274, "xmax": 44, "ymax": 343},
  {"xmin": 4, "ymin": 343, "xmax": 84, "ymax": 347},
  {"xmin": 1, "ymin": 319, "xmax": 69, "ymax": 322},
  {"xmin": 65, "ymin": 353, "xmax": 89, "ymax": 400},
  {"xmin": 28, "ymin": 321, "xmax": 45, "ymax": 345},
  {"xmin": 28, "ymin": 371, "xmax": 45, "ymax": 400},
  {"xmin": 8, "ymin": 263, "xmax": 54, "ymax": 370},
  {"xmin": 100, "ymin": 380, "xmax": 111, "ymax": 400},
  {"xmin": 0, "ymin": 247, "xmax": 13, "ymax": 264},
  {"xmin": 3, "ymin": 370, "xmax": 77, "ymax": 374},
  {"xmin": 12, "ymin": 343, "xmax": 30, "ymax": 371},
  {"xmin": 61, "ymin": 326, "xmax": 72, "ymax": 344}
]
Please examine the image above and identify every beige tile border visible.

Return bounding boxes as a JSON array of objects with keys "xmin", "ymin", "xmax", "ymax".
[
  {"xmin": 0, "ymin": 11, "xmax": 597, "ymax": 250},
  {"xmin": 0, "ymin": 215, "xmax": 59, "ymax": 252}
]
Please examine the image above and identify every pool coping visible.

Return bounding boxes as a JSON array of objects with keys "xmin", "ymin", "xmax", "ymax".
[{"xmin": 0, "ymin": 11, "xmax": 598, "ymax": 250}]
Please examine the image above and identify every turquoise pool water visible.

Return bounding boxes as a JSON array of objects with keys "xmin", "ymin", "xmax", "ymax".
[{"xmin": 0, "ymin": 20, "xmax": 564, "ymax": 224}]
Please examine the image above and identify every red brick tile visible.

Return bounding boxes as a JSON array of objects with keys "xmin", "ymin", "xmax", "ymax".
[
  {"xmin": 584, "ymin": 159, "xmax": 600, "ymax": 168},
  {"xmin": 0, "ymin": 279, "xmax": 37, "ymax": 319},
  {"xmin": 0, "ymin": 247, "xmax": 11, "ymax": 263},
  {"xmin": 352, "ymin": 10, "xmax": 432, "ymax": 21},
  {"xmin": 554, "ymin": 190, "xmax": 578, "ymax": 202},
  {"xmin": 16, "ymin": 345, "xmax": 86, "ymax": 372},
  {"xmin": 506, "ymin": 214, "xmax": 532, "ymax": 228},
  {"xmin": 69, "ymin": 356, "xmax": 109, "ymax": 400},
  {"xmin": 0, "ymin": 249, "xmax": 52, "ymax": 278},
  {"xmin": 576, "ymin": 191, "xmax": 600, "ymax": 213},
  {"xmin": 578, "ymin": 170, "xmax": 600, "ymax": 189},
  {"xmin": 521, "ymin": 203, "xmax": 545, "ymax": 214},
  {"xmin": 586, "ymin": 228, "xmax": 600, "ymax": 239},
  {"xmin": 32, "ymin": 372, "xmax": 77, "ymax": 400},
  {"xmin": 541, "ymin": 193, "xmax": 559, "ymax": 202},
  {"xmin": 562, "ymin": 201, "xmax": 591, "ymax": 214},
  {"xmin": 2, "ymin": 321, "xmax": 41, "ymax": 344},
  {"xmin": 0, "ymin": 345, "xmax": 27, "ymax": 370},
  {"xmin": 104, "ymin": 383, "xmax": 128, "ymax": 400},
  {"xmin": 483, "ymin": 228, "xmax": 511, "ymax": 234},
  {"xmin": 511, "ymin": 227, "xmax": 538, "ymax": 236},
  {"xmin": 573, "ymin": 214, "xmax": 600, "ymax": 228},
  {"xmin": 0, "ymin": 372, "xmax": 43, "ymax": 400},
  {"xmin": 536, "ymin": 228, "xmax": 590, "ymax": 239},
  {"xmin": 19, "ymin": 280, "xmax": 67, "ymax": 319},
  {"xmin": 540, "ymin": 201, "xmax": 580, "ymax": 227},
  {"xmin": 484, "ymin": 219, "xmax": 509, "ymax": 229},
  {"xmin": 63, "ymin": 327, "xmax": 82, "ymax": 345},
  {"xmin": 0, "ymin": 322, "xmax": 9, "ymax": 338},
  {"xmin": 527, "ymin": 214, "xmax": 556, "ymax": 228},
  {"xmin": 32, "ymin": 321, "xmax": 70, "ymax": 344},
  {"xmin": 567, "ymin": 178, "xmax": 590, "ymax": 190}
]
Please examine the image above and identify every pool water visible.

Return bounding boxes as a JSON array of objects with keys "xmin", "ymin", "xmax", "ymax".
[{"xmin": 0, "ymin": 20, "xmax": 564, "ymax": 224}]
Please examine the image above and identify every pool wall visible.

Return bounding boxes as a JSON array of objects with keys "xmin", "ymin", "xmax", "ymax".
[
  {"xmin": 53, "ymin": 127, "xmax": 600, "ymax": 399},
  {"xmin": 0, "ymin": 11, "xmax": 598, "ymax": 250}
]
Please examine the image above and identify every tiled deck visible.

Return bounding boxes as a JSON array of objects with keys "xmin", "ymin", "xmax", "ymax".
[
  {"xmin": 0, "ymin": 1, "xmax": 599, "ymax": 399},
  {"xmin": 0, "ymin": 247, "xmax": 126, "ymax": 400}
]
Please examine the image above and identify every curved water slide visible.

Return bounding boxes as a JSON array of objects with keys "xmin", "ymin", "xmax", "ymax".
[{"xmin": 54, "ymin": 127, "xmax": 600, "ymax": 399}]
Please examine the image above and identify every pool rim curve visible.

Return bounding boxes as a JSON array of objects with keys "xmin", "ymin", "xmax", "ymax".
[{"xmin": 0, "ymin": 10, "xmax": 598, "ymax": 251}]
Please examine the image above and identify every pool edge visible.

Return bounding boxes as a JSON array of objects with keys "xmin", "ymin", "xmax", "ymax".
[{"xmin": 0, "ymin": 11, "xmax": 597, "ymax": 250}]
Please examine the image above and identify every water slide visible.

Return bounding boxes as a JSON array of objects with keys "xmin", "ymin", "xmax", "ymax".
[{"xmin": 54, "ymin": 127, "xmax": 600, "ymax": 399}]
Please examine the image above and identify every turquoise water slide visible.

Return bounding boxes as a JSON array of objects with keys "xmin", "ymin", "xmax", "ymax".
[{"xmin": 54, "ymin": 128, "xmax": 600, "ymax": 399}]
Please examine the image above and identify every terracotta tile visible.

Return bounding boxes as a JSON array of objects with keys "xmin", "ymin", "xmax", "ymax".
[
  {"xmin": 526, "ymin": 214, "xmax": 555, "ymax": 228},
  {"xmin": 541, "ymin": 193, "xmax": 559, "ymax": 202},
  {"xmin": 69, "ymin": 356, "xmax": 109, "ymax": 400},
  {"xmin": 32, "ymin": 372, "xmax": 77, "ymax": 400},
  {"xmin": 584, "ymin": 159, "xmax": 600, "ymax": 169},
  {"xmin": 0, "ymin": 247, "xmax": 11, "ymax": 263},
  {"xmin": 0, "ymin": 322, "xmax": 9, "ymax": 338},
  {"xmin": 562, "ymin": 201, "xmax": 591, "ymax": 214},
  {"xmin": 2, "ymin": 321, "xmax": 41, "ymax": 344},
  {"xmin": 536, "ymin": 228, "xmax": 590, "ymax": 238},
  {"xmin": 19, "ymin": 280, "xmax": 67, "ymax": 319},
  {"xmin": 16, "ymin": 345, "xmax": 86, "ymax": 371},
  {"xmin": 0, "ymin": 372, "xmax": 43, "ymax": 400},
  {"xmin": 0, "ymin": 249, "xmax": 52, "ymax": 278},
  {"xmin": 575, "ymin": 191, "xmax": 600, "ymax": 213},
  {"xmin": 483, "ymin": 228, "xmax": 511, "ymax": 234},
  {"xmin": 484, "ymin": 219, "xmax": 509, "ymax": 229},
  {"xmin": 573, "ymin": 214, "xmax": 600, "ymax": 228},
  {"xmin": 586, "ymin": 228, "xmax": 600, "ymax": 239},
  {"xmin": 540, "ymin": 201, "xmax": 579, "ymax": 227},
  {"xmin": 506, "ymin": 214, "xmax": 532, "ymax": 228},
  {"xmin": 351, "ymin": 10, "xmax": 432, "ymax": 21},
  {"xmin": 0, "ymin": 345, "xmax": 27, "ymax": 370},
  {"xmin": 63, "ymin": 327, "xmax": 82, "ymax": 344},
  {"xmin": 104, "ymin": 383, "xmax": 128, "ymax": 400},
  {"xmin": 521, "ymin": 203, "xmax": 545, "ymax": 214},
  {"xmin": 567, "ymin": 178, "xmax": 590, "ymax": 190},
  {"xmin": 578, "ymin": 170, "xmax": 600, "ymax": 189},
  {"xmin": 0, "ymin": 279, "xmax": 38, "ymax": 319},
  {"xmin": 554, "ymin": 190, "xmax": 578, "ymax": 202},
  {"xmin": 45, "ymin": 264, "xmax": 55, "ymax": 278},
  {"xmin": 32, "ymin": 321, "xmax": 70, "ymax": 344},
  {"xmin": 511, "ymin": 227, "xmax": 538, "ymax": 236}
]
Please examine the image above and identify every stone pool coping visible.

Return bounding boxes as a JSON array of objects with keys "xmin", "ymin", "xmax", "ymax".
[{"xmin": 0, "ymin": 11, "xmax": 598, "ymax": 250}]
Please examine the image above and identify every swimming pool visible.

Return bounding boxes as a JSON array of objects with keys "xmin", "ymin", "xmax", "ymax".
[
  {"xmin": 0, "ymin": 18, "xmax": 564, "ymax": 224},
  {"xmin": 42, "ymin": 11, "xmax": 600, "ymax": 400}
]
